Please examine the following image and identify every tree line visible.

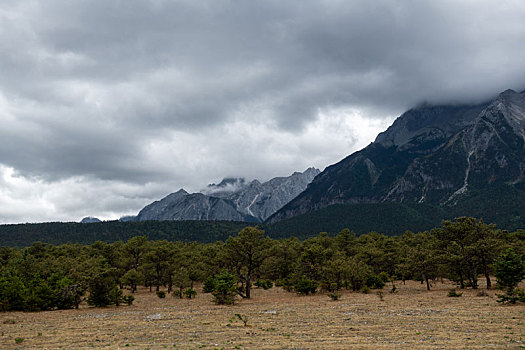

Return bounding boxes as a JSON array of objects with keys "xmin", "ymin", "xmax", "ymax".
[{"xmin": 1, "ymin": 217, "xmax": 524, "ymax": 311}]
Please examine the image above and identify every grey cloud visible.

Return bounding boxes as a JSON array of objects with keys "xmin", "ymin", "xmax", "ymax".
[{"xmin": 1, "ymin": 0, "xmax": 525, "ymax": 222}]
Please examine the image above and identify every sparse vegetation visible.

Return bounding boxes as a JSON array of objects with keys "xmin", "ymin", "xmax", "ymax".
[
  {"xmin": 0, "ymin": 280, "xmax": 522, "ymax": 348},
  {"xmin": 234, "ymin": 313, "xmax": 249, "ymax": 327},
  {"xmin": 183, "ymin": 288, "xmax": 197, "ymax": 299},
  {"xmin": 447, "ymin": 289, "xmax": 463, "ymax": 297},
  {"xmin": 327, "ymin": 292, "xmax": 341, "ymax": 301},
  {"xmin": 294, "ymin": 277, "xmax": 318, "ymax": 295},
  {"xmin": 255, "ymin": 279, "xmax": 273, "ymax": 290},
  {"xmin": 122, "ymin": 294, "xmax": 135, "ymax": 305}
]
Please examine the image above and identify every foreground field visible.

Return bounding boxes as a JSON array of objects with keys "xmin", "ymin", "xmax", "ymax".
[{"xmin": 1, "ymin": 280, "xmax": 524, "ymax": 349}]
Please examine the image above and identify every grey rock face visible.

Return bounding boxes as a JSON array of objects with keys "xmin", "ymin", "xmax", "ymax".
[
  {"xmin": 270, "ymin": 89, "xmax": 525, "ymax": 223},
  {"xmin": 133, "ymin": 168, "xmax": 320, "ymax": 222},
  {"xmin": 210, "ymin": 167, "xmax": 320, "ymax": 221}
]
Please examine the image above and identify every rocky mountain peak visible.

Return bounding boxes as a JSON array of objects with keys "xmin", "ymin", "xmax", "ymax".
[
  {"xmin": 374, "ymin": 102, "xmax": 487, "ymax": 148},
  {"xmin": 270, "ymin": 88, "xmax": 525, "ymax": 224}
]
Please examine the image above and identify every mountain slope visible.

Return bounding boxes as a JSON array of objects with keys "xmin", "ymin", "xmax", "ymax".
[
  {"xmin": 269, "ymin": 89, "xmax": 525, "ymax": 224},
  {"xmin": 133, "ymin": 168, "xmax": 319, "ymax": 222},
  {"xmin": 208, "ymin": 167, "xmax": 320, "ymax": 221}
]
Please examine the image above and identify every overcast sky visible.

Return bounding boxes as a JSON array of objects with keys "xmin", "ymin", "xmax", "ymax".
[{"xmin": 1, "ymin": 0, "xmax": 525, "ymax": 223}]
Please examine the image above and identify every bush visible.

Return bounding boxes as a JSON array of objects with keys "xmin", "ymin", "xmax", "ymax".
[
  {"xmin": 377, "ymin": 272, "xmax": 390, "ymax": 284},
  {"xmin": 254, "ymin": 279, "xmax": 273, "ymax": 290},
  {"xmin": 234, "ymin": 313, "xmax": 249, "ymax": 327},
  {"xmin": 365, "ymin": 274, "xmax": 385, "ymax": 289},
  {"xmin": 294, "ymin": 277, "xmax": 318, "ymax": 295},
  {"xmin": 183, "ymin": 288, "xmax": 197, "ymax": 299},
  {"xmin": 390, "ymin": 284, "xmax": 397, "ymax": 294},
  {"xmin": 211, "ymin": 271, "xmax": 237, "ymax": 305},
  {"xmin": 494, "ymin": 249, "xmax": 525, "ymax": 292},
  {"xmin": 327, "ymin": 293, "xmax": 341, "ymax": 301},
  {"xmin": 111, "ymin": 287, "xmax": 124, "ymax": 306},
  {"xmin": 320, "ymin": 282, "xmax": 339, "ymax": 293},
  {"xmin": 275, "ymin": 278, "xmax": 294, "ymax": 292},
  {"xmin": 202, "ymin": 276, "xmax": 216, "ymax": 293},
  {"xmin": 447, "ymin": 289, "xmax": 462, "ymax": 297},
  {"xmin": 87, "ymin": 274, "xmax": 118, "ymax": 307},
  {"xmin": 361, "ymin": 286, "xmax": 370, "ymax": 294},
  {"xmin": 496, "ymin": 288, "xmax": 525, "ymax": 304},
  {"xmin": 156, "ymin": 291, "xmax": 166, "ymax": 299},
  {"xmin": 122, "ymin": 295, "xmax": 134, "ymax": 305}
]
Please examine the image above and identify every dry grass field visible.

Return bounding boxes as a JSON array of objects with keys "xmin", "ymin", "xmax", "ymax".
[{"xmin": 1, "ymin": 280, "xmax": 524, "ymax": 349}]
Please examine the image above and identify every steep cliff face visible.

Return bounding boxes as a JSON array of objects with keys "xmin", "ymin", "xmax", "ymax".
[
  {"xmin": 209, "ymin": 167, "xmax": 320, "ymax": 221},
  {"xmin": 269, "ymin": 89, "xmax": 525, "ymax": 223},
  {"xmin": 133, "ymin": 168, "xmax": 320, "ymax": 222}
]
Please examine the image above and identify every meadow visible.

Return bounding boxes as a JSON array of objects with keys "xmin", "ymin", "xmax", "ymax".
[{"xmin": 1, "ymin": 279, "xmax": 524, "ymax": 349}]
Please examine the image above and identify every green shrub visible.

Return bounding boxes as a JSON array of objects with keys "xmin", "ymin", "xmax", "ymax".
[
  {"xmin": 275, "ymin": 278, "xmax": 294, "ymax": 292},
  {"xmin": 183, "ymin": 288, "xmax": 197, "ymax": 299},
  {"xmin": 122, "ymin": 295, "xmax": 135, "ymax": 305},
  {"xmin": 234, "ymin": 313, "xmax": 249, "ymax": 327},
  {"xmin": 365, "ymin": 274, "xmax": 385, "ymax": 289},
  {"xmin": 327, "ymin": 293, "xmax": 341, "ymax": 301},
  {"xmin": 377, "ymin": 272, "xmax": 390, "ymax": 284},
  {"xmin": 254, "ymin": 279, "xmax": 273, "ymax": 290},
  {"xmin": 320, "ymin": 282, "xmax": 339, "ymax": 292},
  {"xmin": 211, "ymin": 271, "xmax": 237, "ymax": 305},
  {"xmin": 87, "ymin": 274, "xmax": 118, "ymax": 307},
  {"xmin": 361, "ymin": 286, "xmax": 370, "ymax": 294},
  {"xmin": 496, "ymin": 288, "xmax": 525, "ymax": 304},
  {"xmin": 156, "ymin": 291, "xmax": 166, "ymax": 299},
  {"xmin": 294, "ymin": 277, "xmax": 318, "ymax": 295},
  {"xmin": 447, "ymin": 289, "xmax": 462, "ymax": 297},
  {"xmin": 390, "ymin": 284, "xmax": 397, "ymax": 294},
  {"xmin": 494, "ymin": 249, "xmax": 525, "ymax": 292},
  {"xmin": 202, "ymin": 276, "xmax": 216, "ymax": 293}
]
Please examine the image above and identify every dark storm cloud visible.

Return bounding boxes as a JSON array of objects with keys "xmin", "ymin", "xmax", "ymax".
[{"xmin": 1, "ymin": 0, "xmax": 525, "ymax": 222}]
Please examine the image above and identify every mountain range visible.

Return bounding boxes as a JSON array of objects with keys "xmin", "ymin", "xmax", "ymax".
[
  {"xmin": 120, "ymin": 167, "xmax": 320, "ymax": 223},
  {"xmin": 269, "ymin": 89, "xmax": 525, "ymax": 228}
]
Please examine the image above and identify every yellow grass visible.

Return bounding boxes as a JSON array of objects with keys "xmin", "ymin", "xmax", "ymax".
[{"xmin": 1, "ymin": 280, "xmax": 524, "ymax": 349}]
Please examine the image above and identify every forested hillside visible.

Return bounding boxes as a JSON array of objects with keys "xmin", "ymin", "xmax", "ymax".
[
  {"xmin": 266, "ymin": 184, "xmax": 525, "ymax": 238},
  {"xmin": 0, "ymin": 220, "xmax": 250, "ymax": 248}
]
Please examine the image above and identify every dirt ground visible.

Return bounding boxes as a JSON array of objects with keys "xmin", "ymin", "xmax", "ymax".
[{"xmin": 1, "ymin": 280, "xmax": 524, "ymax": 349}]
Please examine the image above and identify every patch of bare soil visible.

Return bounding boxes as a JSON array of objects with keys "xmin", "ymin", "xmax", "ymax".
[{"xmin": 1, "ymin": 280, "xmax": 524, "ymax": 349}]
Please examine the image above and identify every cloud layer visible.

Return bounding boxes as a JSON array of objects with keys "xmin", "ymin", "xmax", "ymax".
[{"xmin": 1, "ymin": 0, "xmax": 525, "ymax": 223}]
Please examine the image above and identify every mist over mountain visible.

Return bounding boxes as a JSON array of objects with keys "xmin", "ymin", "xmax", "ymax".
[{"xmin": 270, "ymin": 89, "xmax": 525, "ymax": 226}]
